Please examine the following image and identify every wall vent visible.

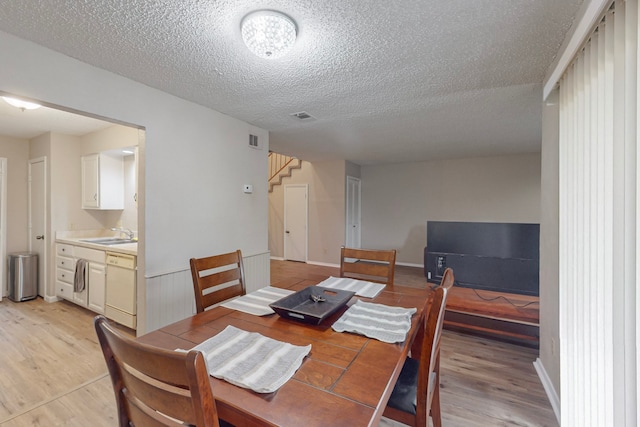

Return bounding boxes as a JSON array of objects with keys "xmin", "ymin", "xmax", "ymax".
[
  {"xmin": 290, "ymin": 111, "xmax": 315, "ymax": 120},
  {"xmin": 249, "ymin": 134, "xmax": 260, "ymax": 149}
]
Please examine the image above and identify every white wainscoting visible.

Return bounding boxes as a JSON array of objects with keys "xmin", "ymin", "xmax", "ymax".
[
  {"xmin": 145, "ymin": 269, "xmax": 194, "ymax": 333},
  {"xmin": 243, "ymin": 251, "xmax": 271, "ymax": 293},
  {"xmin": 144, "ymin": 251, "xmax": 271, "ymax": 332}
]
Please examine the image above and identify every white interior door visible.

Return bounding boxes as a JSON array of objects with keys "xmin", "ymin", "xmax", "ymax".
[
  {"xmin": 284, "ymin": 184, "xmax": 308, "ymax": 262},
  {"xmin": 0, "ymin": 158, "xmax": 6, "ymax": 300},
  {"xmin": 29, "ymin": 158, "xmax": 46, "ymax": 297},
  {"xmin": 346, "ymin": 176, "xmax": 361, "ymax": 249}
]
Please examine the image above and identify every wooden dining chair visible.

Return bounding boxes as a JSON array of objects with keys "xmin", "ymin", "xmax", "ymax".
[
  {"xmin": 339, "ymin": 246, "xmax": 397, "ymax": 285},
  {"xmin": 411, "ymin": 267, "xmax": 454, "ymax": 370},
  {"xmin": 94, "ymin": 315, "xmax": 224, "ymax": 427},
  {"xmin": 440, "ymin": 267, "xmax": 455, "ymax": 290},
  {"xmin": 383, "ymin": 285, "xmax": 450, "ymax": 427},
  {"xmin": 190, "ymin": 249, "xmax": 246, "ymax": 313}
]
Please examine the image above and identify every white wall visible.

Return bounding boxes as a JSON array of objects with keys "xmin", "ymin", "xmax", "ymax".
[
  {"xmin": 361, "ymin": 153, "xmax": 541, "ymax": 265},
  {"xmin": 269, "ymin": 160, "xmax": 347, "ymax": 265},
  {"xmin": 49, "ymin": 132, "xmax": 89, "ymax": 231},
  {"xmin": 539, "ymin": 90, "xmax": 560, "ymax": 399},
  {"xmin": 0, "ymin": 135, "xmax": 29, "ymax": 259},
  {"xmin": 80, "ymin": 125, "xmax": 137, "ymax": 154},
  {"xmin": 0, "ymin": 30, "xmax": 269, "ymax": 333},
  {"xmin": 345, "ymin": 160, "xmax": 361, "ymax": 179}
]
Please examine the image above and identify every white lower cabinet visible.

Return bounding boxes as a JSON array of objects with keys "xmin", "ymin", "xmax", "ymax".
[
  {"xmin": 88, "ymin": 262, "xmax": 106, "ymax": 314},
  {"xmin": 55, "ymin": 243, "xmax": 106, "ymax": 314},
  {"xmin": 73, "ymin": 283, "xmax": 88, "ymax": 307},
  {"xmin": 56, "ymin": 244, "xmax": 75, "ymax": 300}
]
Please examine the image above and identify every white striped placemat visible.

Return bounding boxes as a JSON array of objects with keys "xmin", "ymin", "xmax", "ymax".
[
  {"xmin": 331, "ymin": 300, "xmax": 417, "ymax": 343},
  {"xmin": 193, "ymin": 325, "xmax": 311, "ymax": 393},
  {"xmin": 316, "ymin": 276, "xmax": 385, "ymax": 298},
  {"xmin": 221, "ymin": 286, "xmax": 294, "ymax": 316}
]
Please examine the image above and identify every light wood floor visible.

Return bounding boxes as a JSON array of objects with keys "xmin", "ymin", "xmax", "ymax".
[
  {"xmin": 0, "ymin": 297, "xmax": 116, "ymax": 426},
  {"xmin": 0, "ymin": 261, "xmax": 558, "ymax": 426}
]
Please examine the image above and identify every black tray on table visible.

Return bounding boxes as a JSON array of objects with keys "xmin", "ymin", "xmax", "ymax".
[{"xmin": 269, "ymin": 286, "xmax": 355, "ymax": 325}]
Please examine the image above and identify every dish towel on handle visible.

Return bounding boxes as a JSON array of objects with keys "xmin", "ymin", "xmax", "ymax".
[
  {"xmin": 332, "ymin": 300, "xmax": 417, "ymax": 343},
  {"xmin": 74, "ymin": 259, "xmax": 87, "ymax": 292},
  {"xmin": 192, "ymin": 325, "xmax": 311, "ymax": 393}
]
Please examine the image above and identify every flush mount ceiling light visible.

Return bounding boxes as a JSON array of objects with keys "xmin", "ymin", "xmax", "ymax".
[
  {"xmin": 241, "ymin": 10, "xmax": 297, "ymax": 59},
  {"xmin": 2, "ymin": 96, "xmax": 41, "ymax": 111}
]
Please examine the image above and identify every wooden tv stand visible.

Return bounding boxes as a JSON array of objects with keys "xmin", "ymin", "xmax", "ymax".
[{"xmin": 442, "ymin": 286, "xmax": 540, "ymax": 347}]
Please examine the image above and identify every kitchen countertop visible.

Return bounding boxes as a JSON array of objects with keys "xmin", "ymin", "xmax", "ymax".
[{"xmin": 56, "ymin": 230, "xmax": 137, "ymax": 256}]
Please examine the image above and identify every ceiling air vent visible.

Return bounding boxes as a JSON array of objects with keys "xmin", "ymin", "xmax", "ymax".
[
  {"xmin": 290, "ymin": 111, "xmax": 315, "ymax": 120},
  {"xmin": 249, "ymin": 134, "xmax": 261, "ymax": 149}
]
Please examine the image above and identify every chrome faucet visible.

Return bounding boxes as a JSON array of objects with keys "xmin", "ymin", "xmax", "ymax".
[{"xmin": 111, "ymin": 227, "xmax": 135, "ymax": 240}]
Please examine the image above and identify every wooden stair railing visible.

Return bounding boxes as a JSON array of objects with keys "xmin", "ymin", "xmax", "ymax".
[{"xmin": 269, "ymin": 152, "xmax": 302, "ymax": 192}]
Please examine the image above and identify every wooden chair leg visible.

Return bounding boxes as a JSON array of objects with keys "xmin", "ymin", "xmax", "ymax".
[{"xmin": 431, "ymin": 373, "xmax": 442, "ymax": 427}]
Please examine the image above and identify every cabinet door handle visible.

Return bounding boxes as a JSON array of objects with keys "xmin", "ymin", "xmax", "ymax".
[
  {"xmin": 134, "ymin": 193, "xmax": 137, "ymax": 202},
  {"xmin": 94, "ymin": 193, "xmax": 97, "ymax": 200},
  {"xmin": 36, "ymin": 235, "xmax": 44, "ymax": 240}
]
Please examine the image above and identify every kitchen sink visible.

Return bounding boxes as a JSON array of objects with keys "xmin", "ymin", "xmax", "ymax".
[{"xmin": 81, "ymin": 238, "xmax": 137, "ymax": 245}]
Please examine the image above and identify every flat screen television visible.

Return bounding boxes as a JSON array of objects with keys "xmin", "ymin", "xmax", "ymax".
[{"xmin": 425, "ymin": 221, "xmax": 540, "ymax": 296}]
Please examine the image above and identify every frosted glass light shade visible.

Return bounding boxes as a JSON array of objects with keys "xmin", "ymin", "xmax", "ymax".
[
  {"xmin": 2, "ymin": 96, "xmax": 41, "ymax": 110},
  {"xmin": 241, "ymin": 11, "xmax": 297, "ymax": 59}
]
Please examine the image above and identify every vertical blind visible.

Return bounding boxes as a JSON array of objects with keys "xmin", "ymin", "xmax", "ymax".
[{"xmin": 558, "ymin": 1, "xmax": 638, "ymax": 425}]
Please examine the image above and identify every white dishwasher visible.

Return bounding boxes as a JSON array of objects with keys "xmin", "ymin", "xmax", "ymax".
[{"xmin": 105, "ymin": 252, "xmax": 137, "ymax": 329}]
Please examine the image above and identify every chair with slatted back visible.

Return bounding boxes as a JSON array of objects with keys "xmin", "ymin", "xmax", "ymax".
[
  {"xmin": 411, "ymin": 267, "xmax": 454, "ymax": 378},
  {"xmin": 339, "ymin": 246, "xmax": 397, "ymax": 285},
  {"xmin": 190, "ymin": 250, "xmax": 246, "ymax": 313},
  {"xmin": 440, "ymin": 267, "xmax": 454, "ymax": 290},
  {"xmin": 383, "ymin": 284, "xmax": 450, "ymax": 427},
  {"xmin": 94, "ymin": 315, "xmax": 223, "ymax": 427}
]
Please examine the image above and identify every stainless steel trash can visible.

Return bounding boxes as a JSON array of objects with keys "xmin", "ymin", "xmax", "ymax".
[{"xmin": 8, "ymin": 252, "xmax": 38, "ymax": 302}]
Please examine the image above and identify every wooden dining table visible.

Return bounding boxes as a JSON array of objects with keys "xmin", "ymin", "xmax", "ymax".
[{"xmin": 137, "ymin": 280, "xmax": 430, "ymax": 427}]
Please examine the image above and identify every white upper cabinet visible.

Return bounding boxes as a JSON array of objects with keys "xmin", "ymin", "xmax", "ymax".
[
  {"xmin": 81, "ymin": 153, "xmax": 124, "ymax": 210},
  {"xmin": 81, "ymin": 153, "xmax": 99, "ymax": 208}
]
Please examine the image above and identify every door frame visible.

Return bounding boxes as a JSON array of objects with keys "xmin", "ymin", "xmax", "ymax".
[
  {"xmin": 28, "ymin": 157, "xmax": 47, "ymax": 299},
  {"xmin": 345, "ymin": 176, "xmax": 361, "ymax": 249},
  {"xmin": 0, "ymin": 158, "xmax": 6, "ymax": 300},
  {"xmin": 284, "ymin": 184, "xmax": 308, "ymax": 262}
]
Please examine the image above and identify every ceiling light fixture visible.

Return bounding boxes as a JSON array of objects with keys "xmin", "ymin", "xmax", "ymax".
[
  {"xmin": 241, "ymin": 10, "xmax": 297, "ymax": 59},
  {"xmin": 2, "ymin": 96, "xmax": 42, "ymax": 111}
]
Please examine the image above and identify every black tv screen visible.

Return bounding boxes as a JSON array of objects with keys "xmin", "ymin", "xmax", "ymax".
[{"xmin": 425, "ymin": 221, "xmax": 540, "ymax": 296}]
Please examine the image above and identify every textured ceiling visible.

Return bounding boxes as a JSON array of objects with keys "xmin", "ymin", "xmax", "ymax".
[
  {"xmin": 0, "ymin": 0, "xmax": 583, "ymax": 165},
  {"xmin": 0, "ymin": 98, "xmax": 114, "ymax": 140}
]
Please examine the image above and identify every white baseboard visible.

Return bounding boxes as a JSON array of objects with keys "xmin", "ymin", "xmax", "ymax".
[
  {"xmin": 533, "ymin": 358, "xmax": 560, "ymax": 423},
  {"xmin": 307, "ymin": 260, "xmax": 340, "ymax": 268},
  {"xmin": 396, "ymin": 262, "xmax": 424, "ymax": 268},
  {"xmin": 269, "ymin": 257, "xmax": 338, "ymax": 267},
  {"xmin": 44, "ymin": 295, "xmax": 61, "ymax": 303},
  {"xmin": 273, "ymin": 258, "xmax": 423, "ymax": 270}
]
